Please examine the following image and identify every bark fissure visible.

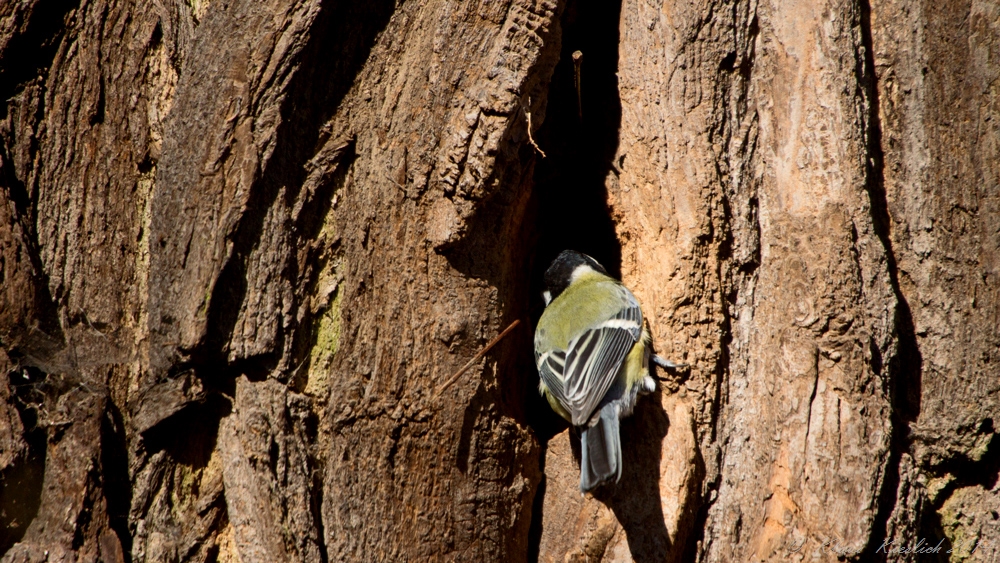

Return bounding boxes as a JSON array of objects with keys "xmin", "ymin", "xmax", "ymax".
[
  {"xmin": 0, "ymin": 369, "xmax": 47, "ymax": 554},
  {"xmin": 688, "ymin": 2, "xmax": 761, "ymax": 560},
  {"xmin": 0, "ymin": 0, "xmax": 79, "ymax": 118},
  {"xmin": 856, "ymin": 0, "xmax": 928, "ymax": 558}
]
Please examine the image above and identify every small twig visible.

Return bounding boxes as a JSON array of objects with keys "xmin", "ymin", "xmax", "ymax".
[
  {"xmin": 524, "ymin": 98, "xmax": 546, "ymax": 158},
  {"xmin": 436, "ymin": 320, "xmax": 521, "ymax": 397},
  {"xmin": 572, "ymin": 50, "xmax": 583, "ymax": 120},
  {"xmin": 385, "ymin": 173, "xmax": 406, "ymax": 192}
]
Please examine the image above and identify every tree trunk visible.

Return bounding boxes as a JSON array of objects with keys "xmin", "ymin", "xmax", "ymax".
[{"xmin": 0, "ymin": 0, "xmax": 997, "ymax": 562}]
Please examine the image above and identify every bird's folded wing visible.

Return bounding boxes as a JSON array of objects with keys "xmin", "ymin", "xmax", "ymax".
[
  {"xmin": 562, "ymin": 309, "xmax": 641, "ymax": 425},
  {"xmin": 537, "ymin": 349, "xmax": 569, "ymax": 406}
]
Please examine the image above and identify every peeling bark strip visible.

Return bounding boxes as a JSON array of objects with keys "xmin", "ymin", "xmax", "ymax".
[{"xmin": 0, "ymin": 0, "xmax": 998, "ymax": 562}]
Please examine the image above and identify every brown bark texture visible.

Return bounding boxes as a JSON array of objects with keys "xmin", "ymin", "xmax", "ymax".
[{"xmin": 0, "ymin": 0, "xmax": 997, "ymax": 561}]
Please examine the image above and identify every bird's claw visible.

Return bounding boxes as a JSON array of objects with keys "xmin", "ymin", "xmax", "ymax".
[{"xmin": 652, "ymin": 354, "xmax": 688, "ymax": 370}]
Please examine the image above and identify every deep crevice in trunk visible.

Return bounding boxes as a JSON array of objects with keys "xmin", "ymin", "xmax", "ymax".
[
  {"xmin": 524, "ymin": 0, "xmax": 679, "ymax": 559},
  {"xmin": 526, "ymin": 0, "xmax": 625, "ymax": 445},
  {"xmin": 0, "ymin": 0, "xmax": 79, "ymax": 119},
  {"xmin": 101, "ymin": 398, "xmax": 133, "ymax": 563},
  {"xmin": 530, "ymin": 0, "xmax": 624, "ymax": 284},
  {"xmin": 855, "ymin": 0, "xmax": 926, "ymax": 559},
  {"xmin": 0, "ymin": 368, "xmax": 48, "ymax": 554}
]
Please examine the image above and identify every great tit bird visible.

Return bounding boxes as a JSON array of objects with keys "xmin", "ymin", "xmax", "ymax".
[{"xmin": 534, "ymin": 250, "xmax": 682, "ymax": 492}]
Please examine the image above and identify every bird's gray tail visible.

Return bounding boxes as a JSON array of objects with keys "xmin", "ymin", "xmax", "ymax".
[{"xmin": 579, "ymin": 403, "xmax": 622, "ymax": 493}]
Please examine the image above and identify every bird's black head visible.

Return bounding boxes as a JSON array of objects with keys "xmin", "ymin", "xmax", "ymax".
[{"xmin": 542, "ymin": 250, "xmax": 608, "ymax": 305}]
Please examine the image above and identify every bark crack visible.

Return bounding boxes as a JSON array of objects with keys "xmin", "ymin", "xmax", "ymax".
[
  {"xmin": 802, "ymin": 347, "xmax": 820, "ymax": 463},
  {"xmin": 855, "ymin": 0, "xmax": 925, "ymax": 558},
  {"xmin": 0, "ymin": 0, "xmax": 80, "ymax": 118}
]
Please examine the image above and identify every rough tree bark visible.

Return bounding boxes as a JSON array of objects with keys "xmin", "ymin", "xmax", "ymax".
[{"xmin": 0, "ymin": 0, "xmax": 997, "ymax": 562}]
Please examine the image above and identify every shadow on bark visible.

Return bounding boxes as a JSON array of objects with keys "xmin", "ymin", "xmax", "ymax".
[
  {"xmin": 141, "ymin": 394, "xmax": 232, "ymax": 468},
  {"xmin": 0, "ymin": 0, "xmax": 79, "ymax": 119},
  {"xmin": 526, "ymin": 445, "xmax": 549, "ymax": 563},
  {"xmin": 917, "ymin": 429, "xmax": 1000, "ymax": 562},
  {"xmin": 0, "ymin": 369, "xmax": 47, "ymax": 554},
  {"xmin": 596, "ymin": 389, "xmax": 673, "ymax": 562},
  {"xmin": 855, "ymin": 0, "xmax": 926, "ymax": 557},
  {"xmin": 198, "ymin": 0, "xmax": 396, "ymax": 383},
  {"xmin": 101, "ymin": 397, "xmax": 133, "ymax": 562}
]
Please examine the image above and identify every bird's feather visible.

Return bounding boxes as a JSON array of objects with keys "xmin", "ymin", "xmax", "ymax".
[
  {"xmin": 537, "ymin": 350, "xmax": 569, "ymax": 407},
  {"xmin": 538, "ymin": 287, "xmax": 642, "ymax": 426},
  {"xmin": 563, "ymin": 301, "xmax": 640, "ymax": 425},
  {"xmin": 580, "ymin": 403, "xmax": 622, "ymax": 491}
]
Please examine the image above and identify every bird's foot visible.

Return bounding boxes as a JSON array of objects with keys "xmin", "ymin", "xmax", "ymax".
[{"xmin": 652, "ymin": 354, "xmax": 688, "ymax": 370}]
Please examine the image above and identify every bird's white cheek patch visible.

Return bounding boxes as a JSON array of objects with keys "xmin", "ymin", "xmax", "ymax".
[
  {"xmin": 570, "ymin": 264, "xmax": 596, "ymax": 284},
  {"xmin": 543, "ymin": 290, "xmax": 552, "ymax": 305}
]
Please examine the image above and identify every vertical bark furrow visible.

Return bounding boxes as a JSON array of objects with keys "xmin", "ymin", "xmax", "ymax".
[
  {"xmin": 692, "ymin": 2, "xmax": 761, "ymax": 561},
  {"xmin": 871, "ymin": 0, "xmax": 1000, "ymax": 557},
  {"xmin": 537, "ymin": 0, "xmax": 732, "ymax": 559},
  {"xmin": 854, "ymin": 0, "xmax": 927, "ymax": 559},
  {"xmin": 0, "ymin": 0, "xmax": 79, "ymax": 117}
]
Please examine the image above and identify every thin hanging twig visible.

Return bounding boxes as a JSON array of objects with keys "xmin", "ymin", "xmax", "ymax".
[
  {"xmin": 572, "ymin": 50, "xmax": 583, "ymax": 120},
  {"xmin": 524, "ymin": 98, "xmax": 546, "ymax": 158}
]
